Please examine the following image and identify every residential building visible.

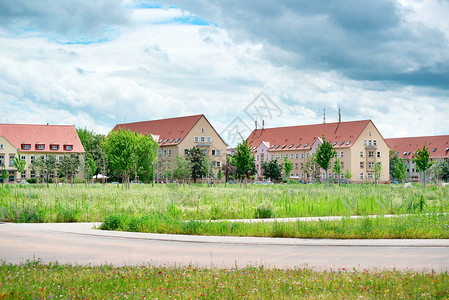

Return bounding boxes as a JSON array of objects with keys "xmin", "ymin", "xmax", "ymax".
[
  {"xmin": 246, "ymin": 120, "xmax": 390, "ymax": 183},
  {"xmin": 0, "ymin": 124, "xmax": 85, "ymax": 183},
  {"xmin": 386, "ymin": 135, "xmax": 449, "ymax": 182},
  {"xmin": 112, "ymin": 114, "xmax": 227, "ymax": 182}
]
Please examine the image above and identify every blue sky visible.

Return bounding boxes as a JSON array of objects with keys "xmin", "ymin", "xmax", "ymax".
[{"xmin": 0, "ymin": 0, "xmax": 448, "ymax": 145}]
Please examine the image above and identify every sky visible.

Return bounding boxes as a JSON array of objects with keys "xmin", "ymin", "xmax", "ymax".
[{"xmin": 0, "ymin": 0, "xmax": 448, "ymax": 146}]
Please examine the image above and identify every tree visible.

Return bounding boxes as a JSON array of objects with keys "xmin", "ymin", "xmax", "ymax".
[
  {"xmin": 13, "ymin": 153, "xmax": 26, "ymax": 183},
  {"xmin": 394, "ymin": 158, "xmax": 407, "ymax": 183},
  {"xmin": 59, "ymin": 154, "xmax": 81, "ymax": 186},
  {"xmin": 76, "ymin": 128, "xmax": 107, "ymax": 178},
  {"xmin": 261, "ymin": 159, "xmax": 283, "ymax": 182},
  {"xmin": 83, "ymin": 153, "xmax": 97, "ymax": 185},
  {"xmin": 30, "ymin": 157, "xmax": 45, "ymax": 185},
  {"xmin": 429, "ymin": 160, "xmax": 447, "ymax": 184},
  {"xmin": 222, "ymin": 157, "xmax": 237, "ymax": 186},
  {"xmin": 344, "ymin": 169, "xmax": 352, "ymax": 183},
  {"xmin": 389, "ymin": 150, "xmax": 400, "ymax": 181},
  {"xmin": 185, "ymin": 147, "xmax": 208, "ymax": 183},
  {"xmin": 283, "ymin": 158, "xmax": 293, "ymax": 184},
  {"xmin": 302, "ymin": 154, "xmax": 321, "ymax": 183},
  {"xmin": 172, "ymin": 155, "xmax": 191, "ymax": 183},
  {"xmin": 217, "ymin": 169, "xmax": 224, "ymax": 182},
  {"xmin": 332, "ymin": 158, "xmax": 342, "ymax": 185},
  {"xmin": 1, "ymin": 168, "xmax": 9, "ymax": 186},
  {"xmin": 230, "ymin": 138, "xmax": 255, "ymax": 188},
  {"xmin": 413, "ymin": 142, "xmax": 434, "ymax": 189},
  {"xmin": 104, "ymin": 128, "xmax": 158, "ymax": 188},
  {"xmin": 315, "ymin": 136, "xmax": 336, "ymax": 187},
  {"xmin": 373, "ymin": 161, "xmax": 382, "ymax": 185}
]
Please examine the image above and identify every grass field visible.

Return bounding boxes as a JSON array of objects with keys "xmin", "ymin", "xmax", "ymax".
[
  {"xmin": 1, "ymin": 261, "xmax": 448, "ymax": 299},
  {"xmin": 1, "ymin": 183, "xmax": 448, "ymax": 238}
]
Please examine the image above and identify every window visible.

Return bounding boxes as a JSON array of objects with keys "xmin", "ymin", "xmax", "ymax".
[
  {"xmin": 305, "ymin": 143, "xmax": 309, "ymax": 147},
  {"xmin": 216, "ymin": 150, "xmax": 221, "ymax": 155},
  {"xmin": 207, "ymin": 137, "xmax": 211, "ymax": 143},
  {"xmin": 377, "ymin": 151, "xmax": 381, "ymax": 158},
  {"xmin": 185, "ymin": 149, "xmax": 188, "ymax": 155},
  {"xmin": 340, "ymin": 151, "xmax": 343, "ymax": 158},
  {"xmin": 64, "ymin": 145, "xmax": 73, "ymax": 151},
  {"xmin": 271, "ymin": 155, "xmax": 273, "ymax": 159},
  {"xmin": 169, "ymin": 139, "xmax": 174, "ymax": 143},
  {"xmin": 22, "ymin": 144, "xmax": 31, "ymax": 150},
  {"xmin": 296, "ymin": 144, "xmax": 301, "ymax": 148},
  {"xmin": 21, "ymin": 155, "xmax": 26, "ymax": 161},
  {"xmin": 295, "ymin": 153, "xmax": 298, "ymax": 159},
  {"xmin": 200, "ymin": 136, "xmax": 205, "ymax": 143},
  {"xmin": 203, "ymin": 149, "xmax": 207, "ymax": 155},
  {"xmin": 306, "ymin": 153, "xmax": 310, "ymax": 158},
  {"xmin": 369, "ymin": 151, "xmax": 374, "ymax": 158},
  {"xmin": 301, "ymin": 153, "xmax": 304, "ymax": 159},
  {"xmin": 256, "ymin": 155, "xmax": 259, "ymax": 161},
  {"xmin": 59, "ymin": 156, "xmax": 64, "ymax": 162},
  {"xmin": 373, "ymin": 140, "xmax": 377, "ymax": 146},
  {"xmin": 369, "ymin": 162, "xmax": 374, "ymax": 168},
  {"xmin": 201, "ymin": 128, "xmax": 204, "ymax": 133},
  {"xmin": 334, "ymin": 153, "xmax": 337, "ymax": 158},
  {"xmin": 295, "ymin": 163, "xmax": 298, "ymax": 170},
  {"xmin": 369, "ymin": 132, "xmax": 372, "ymax": 136},
  {"xmin": 22, "ymin": 170, "xmax": 26, "ymax": 178},
  {"xmin": 360, "ymin": 151, "xmax": 364, "ymax": 158},
  {"xmin": 289, "ymin": 144, "xmax": 294, "ymax": 148},
  {"xmin": 280, "ymin": 154, "xmax": 283, "ymax": 159},
  {"xmin": 0, "ymin": 144, "xmax": 3, "ymax": 149},
  {"xmin": 433, "ymin": 148, "xmax": 437, "ymax": 152},
  {"xmin": 360, "ymin": 162, "xmax": 364, "ymax": 169},
  {"xmin": 159, "ymin": 150, "xmax": 162, "ymax": 156},
  {"xmin": 36, "ymin": 144, "xmax": 45, "ymax": 150},
  {"xmin": 9, "ymin": 155, "xmax": 14, "ymax": 166},
  {"xmin": 360, "ymin": 173, "xmax": 364, "ymax": 179},
  {"xmin": 368, "ymin": 173, "xmax": 373, "ymax": 179},
  {"xmin": 341, "ymin": 162, "xmax": 344, "ymax": 168},
  {"xmin": 168, "ymin": 149, "xmax": 172, "ymax": 156},
  {"xmin": 290, "ymin": 154, "xmax": 293, "ymax": 159},
  {"xmin": 333, "ymin": 142, "xmax": 337, "ymax": 146},
  {"xmin": 51, "ymin": 145, "xmax": 59, "ymax": 150},
  {"xmin": 216, "ymin": 161, "xmax": 221, "ymax": 167},
  {"xmin": 194, "ymin": 136, "xmax": 199, "ymax": 143},
  {"xmin": 212, "ymin": 150, "xmax": 216, "ymax": 156},
  {"xmin": 30, "ymin": 170, "xmax": 35, "ymax": 178},
  {"xmin": 0, "ymin": 155, "xmax": 4, "ymax": 166},
  {"xmin": 163, "ymin": 149, "xmax": 167, "ymax": 156},
  {"xmin": 364, "ymin": 140, "xmax": 367, "ymax": 146},
  {"xmin": 30, "ymin": 156, "xmax": 35, "ymax": 163}
]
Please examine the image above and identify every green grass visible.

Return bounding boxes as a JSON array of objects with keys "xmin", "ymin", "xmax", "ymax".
[
  {"xmin": 1, "ymin": 183, "xmax": 448, "ymax": 223},
  {"xmin": 100, "ymin": 213, "xmax": 449, "ymax": 239},
  {"xmin": 1, "ymin": 261, "xmax": 448, "ymax": 299}
]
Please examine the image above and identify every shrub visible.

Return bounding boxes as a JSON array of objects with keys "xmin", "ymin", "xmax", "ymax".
[
  {"xmin": 26, "ymin": 178, "xmax": 36, "ymax": 184},
  {"xmin": 101, "ymin": 215, "xmax": 123, "ymax": 230},
  {"xmin": 255, "ymin": 201, "xmax": 274, "ymax": 219}
]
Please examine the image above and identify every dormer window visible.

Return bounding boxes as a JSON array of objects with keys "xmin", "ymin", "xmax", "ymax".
[
  {"xmin": 64, "ymin": 145, "xmax": 73, "ymax": 151},
  {"xmin": 36, "ymin": 144, "xmax": 45, "ymax": 150},
  {"xmin": 51, "ymin": 144, "xmax": 59, "ymax": 150},
  {"xmin": 21, "ymin": 144, "xmax": 31, "ymax": 150}
]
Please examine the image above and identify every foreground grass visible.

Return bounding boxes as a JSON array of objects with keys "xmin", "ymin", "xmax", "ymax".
[
  {"xmin": 101, "ymin": 213, "xmax": 449, "ymax": 239},
  {"xmin": 1, "ymin": 183, "xmax": 448, "ymax": 223},
  {"xmin": 1, "ymin": 261, "xmax": 448, "ymax": 299}
]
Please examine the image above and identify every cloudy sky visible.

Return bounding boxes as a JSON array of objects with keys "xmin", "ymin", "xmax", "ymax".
[{"xmin": 1, "ymin": 0, "xmax": 448, "ymax": 145}]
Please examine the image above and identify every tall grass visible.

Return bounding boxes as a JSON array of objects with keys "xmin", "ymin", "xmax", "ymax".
[
  {"xmin": 0, "ymin": 183, "xmax": 448, "ymax": 223},
  {"xmin": 1, "ymin": 260, "xmax": 448, "ymax": 299}
]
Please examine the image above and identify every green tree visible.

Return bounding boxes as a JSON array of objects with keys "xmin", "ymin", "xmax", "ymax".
[
  {"xmin": 261, "ymin": 159, "xmax": 283, "ymax": 182},
  {"xmin": 429, "ymin": 160, "xmax": 447, "ymax": 184},
  {"xmin": 76, "ymin": 128, "xmax": 107, "ymax": 178},
  {"xmin": 231, "ymin": 138, "xmax": 255, "ymax": 188},
  {"xmin": 394, "ymin": 158, "xmax": 407, "ymax": 183},
  {"xmin": 344, "ymin": 169, "xmax": 352, "ymax": 183},
  {"xmin": 1, "ymin": 168, "xmax": 9, "ymax": 186},
  {"xmin": 59, "ymin": 154, "xmax": 81, "ymax": 186},
  {"xmin": 172, "ymin": 155, "xmax": 191, "ymax": 183},
  {"xmin": 302, "ymin": 154, "xmax": 320, "ymax": 183},
  {"xmin": 83, "ymin": 153, "xmax": 97, "ymax": 185},
  {"xmin": 373, "ymin": 161, "xmax": 382, "ymax": 185},
  {"xmin": 30, "ymin": 157, "xmax": 45, "ymax": 185},
  {"xmin": 217, "ymin": 169, "xmax": 224, "ymax": 182},
  {"xmin": 332, "ymin": 158, "xmax": 342, "ymax": 185},
  {"xmin": 13, "ymin": 153, "xmax": 26, "ymax": 183},
  {"xmin": 283, "ymin": 158, "xmax": 293, "ymax": 184},
  {"xmin": 222, "ymin": 157, "xmax": 237, "ymax": 186},
  {"xmin": 185, "ymin": 147, "xmax": 208, "ymax": 183},
  {"xmin": 413, "ymin": 142, "xmax": 434, "ymax": 189},
  {"xmin": 315, "ymin": 136, "xmax": 336, "ymax": 188},
  {"xmin": 389, "ymin": 150, "xmax": 400, "ymax": 181}
]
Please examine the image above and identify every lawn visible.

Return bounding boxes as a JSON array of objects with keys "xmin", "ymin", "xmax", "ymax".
[{"xmin": 1, "ymin": 260, "xmax": 448, "ymax": 299}]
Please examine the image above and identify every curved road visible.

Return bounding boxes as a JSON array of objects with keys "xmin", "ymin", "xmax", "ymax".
[{"xmin": 1, "ymin": 222, "xmax": 448, "ymax": 271}]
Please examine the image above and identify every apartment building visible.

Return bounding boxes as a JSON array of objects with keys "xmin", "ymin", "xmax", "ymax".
[
  {"xmin": 0, "ymin": 124, "xmax": 85, "ymax": 183},
  {"xmin": 112, "ymin": 114, "xmax": 227, "ymax": 182},
  {"xmin": 246, "ymin": 120, "xmax": 390, "ymax": 183},
  {"xmin": 386, "ymin": 135, "xmax": 449, "ymax": 182}
]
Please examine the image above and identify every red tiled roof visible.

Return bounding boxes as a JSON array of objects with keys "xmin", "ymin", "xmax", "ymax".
[
  {"xmin": 0, "ymin": 124, "xmax": 85, "ymax": 153},
  {"xmin": 112, "ymin": 115, "xmax": 204, "ymax": 146},
  {"xmin": 386, "ymin": 135, "xmax": 449, "ymax": 159},
  {"xmin": 247, "ymin": 120, "xmax": 371, "ymax": 151}
]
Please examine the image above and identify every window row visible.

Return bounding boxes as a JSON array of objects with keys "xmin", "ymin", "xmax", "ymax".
[
  {"xmin": 194, "ymin": 136, "xmax": 212, "ymax": 143},
  {"xmin": 360, "ymin": 151, "xmax": 381, "ymax": 158},
  {"xmin": 20, "ymin": 143, "xmax": 73, "ymax": 151}
]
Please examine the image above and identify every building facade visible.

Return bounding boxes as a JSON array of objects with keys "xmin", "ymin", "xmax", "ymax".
[
  {"xmin": 112, "ymin": 114, "xmax": 228, "ymax": 182},
  {"xmin": 386, "ymin": 135, "xmax": 449, "ymax": 182},
  {"xmin": 247, "ymin": 120, "xmax": 390, "ymax": 183},
  {"xmin": 0, "ymin": 124, "xmax": 85, "ymax": 183}
]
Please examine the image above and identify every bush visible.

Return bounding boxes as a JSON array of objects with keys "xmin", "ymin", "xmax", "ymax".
[
  {"xmin": 26, "ymin": 178, "xmax": 36, "ymax": 184},
  {"xmin": 101, "ymin": 215, "xmax": 123, "ymax": 230},
  {"xmin": 255, "ymin": 201, "xmax": 274, "ymax": 219}
]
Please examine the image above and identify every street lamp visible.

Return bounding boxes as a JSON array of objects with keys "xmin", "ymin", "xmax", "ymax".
[{"xmin": 151, "ymin": 161, "xmax": 154, "ymax": 187}]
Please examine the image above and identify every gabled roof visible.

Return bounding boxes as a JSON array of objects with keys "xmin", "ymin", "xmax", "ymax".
[
  {"xmin": 247, "ymin": 120, "xmax": 371, "ymax": 151},
  {"xmin": 112, "ymin": 114, "xmax": 204, "ymax": 146},
  {"xmin": 0, "ymin": 124, "xmax": 84, "ymax": 153},
  {"xmin": 386, "ymin": 135, "xmax": 449, "ymax": 159}
]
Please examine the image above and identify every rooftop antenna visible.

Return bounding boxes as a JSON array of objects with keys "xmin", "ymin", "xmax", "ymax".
[
  {"xmin": 323, "ymin": 108, "xmax": 326, "ymax": 124},
  {"xmin": 262, "ymin": 120, "xmax": 264, "ymax": 130},
  {"xmin": 255, "ymin": 120, "xmax": 257, "ymax": 130},
  {"xmin": 338, "ymin": 106, "xmax": 341, "ymax": 123}
]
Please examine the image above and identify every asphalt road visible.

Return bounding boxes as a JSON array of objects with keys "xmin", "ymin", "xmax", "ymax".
[{"xmin": 1, "ymin": 222, "xmax": 448, "ymax": 272}]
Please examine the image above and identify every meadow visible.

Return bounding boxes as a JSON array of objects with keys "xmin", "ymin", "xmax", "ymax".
[
  {"xmin": 1, "ymin": 260, "xmax": 448, "ymax": 299},
  {"xmin": 0, "ymin": 183, "xmax": 448, "ymax": 238}
]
